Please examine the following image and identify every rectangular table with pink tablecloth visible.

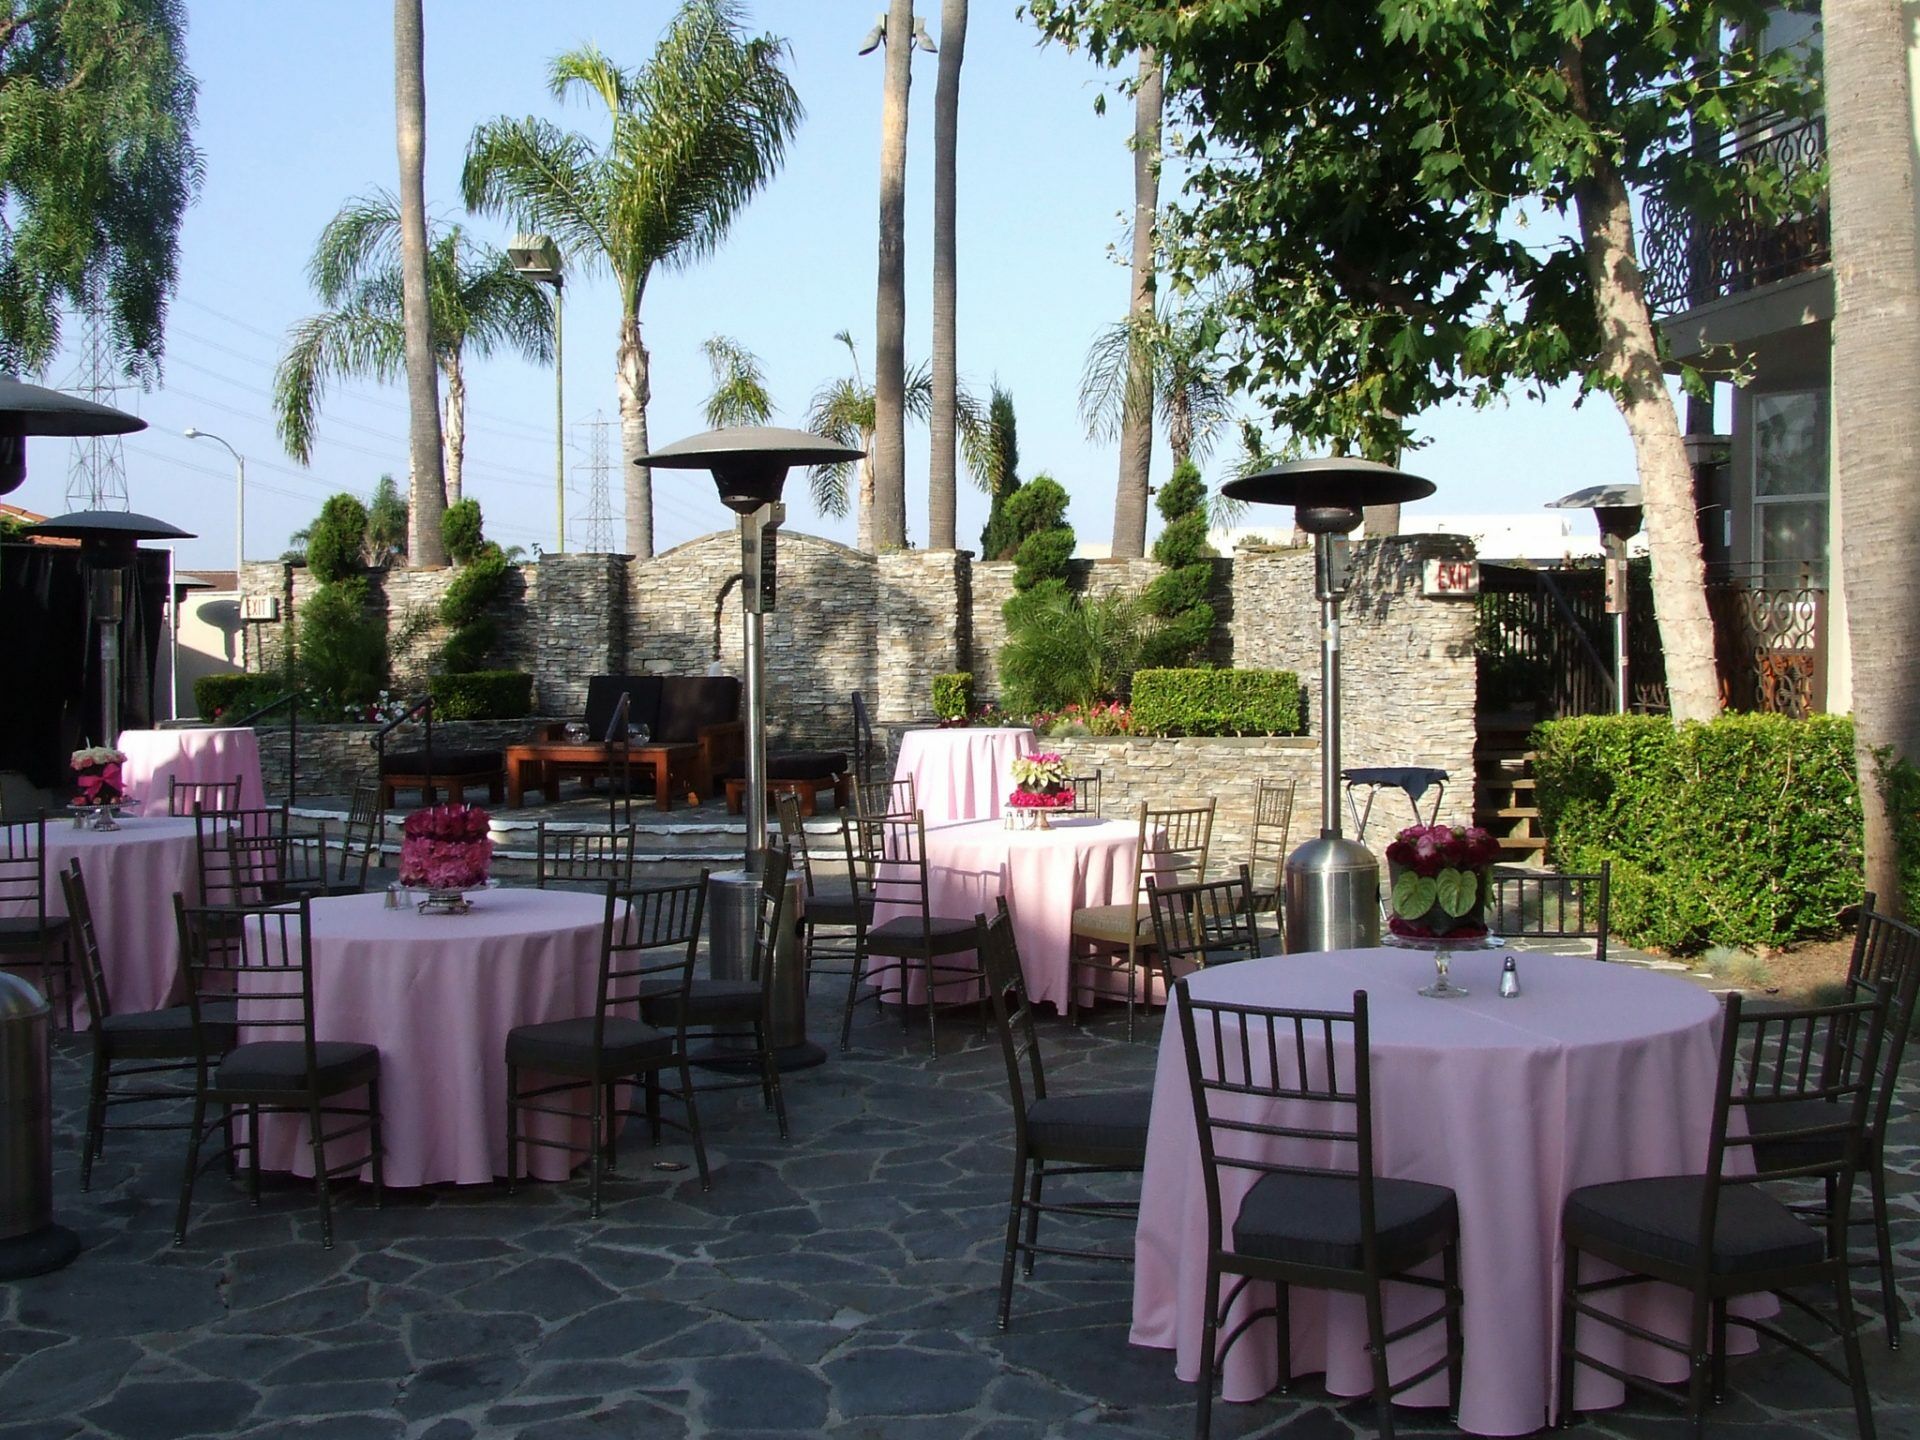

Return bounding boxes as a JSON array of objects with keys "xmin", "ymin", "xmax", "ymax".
[{"xmin": 1134, "ymin": 948, "xmax": 1740, "ymax": 1436}]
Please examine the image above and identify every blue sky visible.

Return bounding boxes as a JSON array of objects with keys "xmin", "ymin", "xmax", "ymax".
[{"xmin": 15, "ymin": 1, "xmax": 1640, "ymax": 574}]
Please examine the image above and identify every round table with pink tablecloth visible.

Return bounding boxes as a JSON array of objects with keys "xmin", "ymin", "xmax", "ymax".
[
  {"xmin": 118, "ymin": 727, "xmax": 267, "ymax": 814},
  {"xmin": 891, "ymin": 727, "xmax": 1037, "ymax": 823},
  {"xmin": 0, "ymin": 816, "xmax": 199, "ymax": 1028},
  {"xmin": 253, "ymin": 887, "xmax": 613, "ymax": 1188},
  {"xmin": 868, "ymin": 815, "xmax": 1147, "ymax": 1010},
  {"xmin": 1133, "ymin": 948, "xmax": 1732, "ymax": 1436}
]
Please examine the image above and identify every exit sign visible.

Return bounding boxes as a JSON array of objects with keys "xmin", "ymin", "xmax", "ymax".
[{"xmin": 1423, "ymin": 559, "xmax": 1479, "ymax": 597}]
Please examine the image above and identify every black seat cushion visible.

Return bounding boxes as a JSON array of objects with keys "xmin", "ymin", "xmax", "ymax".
[
  {"xmin": 656, "ymin": 676, "xmax": 740, "ymax": 745},
  {"xmin": 1749, "ymin": 1097, "xmax": 1854, "ymax": 1173},
  {"xmin": 1233, "ymin": 1169, "xmax": 1459, "ymax": 1274},
  {"xmin": 805, "ymin": 890, "xmax": 872, "ymax": 928},
  {"xmin": 215, "ymin": 1041, "xmax": 379, "ymax": 1094},
  {"xmin": 644, "ymin": 978, "xmax": 760, "ymax": 1027},
  {"xmin": 380, "ymin": 749, "xmax": 502, "ymax": 777},
  {"xmin": 1564, "ymin": 1175, "xmax": 1825, "ymax": 1277},
  {"xmin": 1026, "ymin": 1090, "xmax": 1151, "ymax": 1167},
  {"xmin": 101, "ymin": 1004, "xmax": 236, "ymax": 1059},
  {"xmin": 0, "ymin": 914, "xmax": 72, "ymax": 946},
  {"xmin": 864, "ymin": 913, "xmax": 979, "ymax": 957},
  {"xmin": 506, "ymin": 1015, "xmax": 671, "ymax": 1075},
  {"xmin": 719, "ymin": 751, "xmax": 850, "ymax": 784}
]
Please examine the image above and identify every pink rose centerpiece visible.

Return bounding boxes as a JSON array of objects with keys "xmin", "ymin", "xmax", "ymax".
[
  {"xmin": 71, "ymin": 745, "xmax": 127, "ymax": 806},
  {"xmin": 1007, "ymin": 752, "xmax": 1075, "ymax": 830},
  {"xmin": 399, "ymin": 804, "xmax": 493, "ymax": 895},
  {"xmin": 1384, "ymin": 822, "xmax": 1501, "ymax": 939}
]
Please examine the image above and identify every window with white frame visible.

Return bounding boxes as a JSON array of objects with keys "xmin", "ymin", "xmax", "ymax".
[{"xmin": 1751, "ymin": 389, "xmax": 1828, "ymax": 582}]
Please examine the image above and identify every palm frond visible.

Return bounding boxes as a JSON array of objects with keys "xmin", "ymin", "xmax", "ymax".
[
  {"xmin": 456, "ymin": 255, "xmax": 555, "ymax": 365},
  {"xmin": 462, "ymin": 116, "xmax": 613, "ymax": 274},
  {"xmin": 548, "ymin": 43, "xmax": 629, "ymax": 117},
  {"xmin": 1078, "ymin": 312, "xmax": 1157, "ymax": 444},
  {"xmin": 273, "ymin": 307, "xmax": 406, "ymax": 462},
  {"xmin": 701, "ymin": 333, "xmax": 774, "ymax": 426},
  {"xmin": 307, "ymin": 191, "xmax": 403, "ymax": 306}
]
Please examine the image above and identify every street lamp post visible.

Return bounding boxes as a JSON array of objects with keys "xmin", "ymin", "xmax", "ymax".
[
  {"xmin": 183, "ymin": 428, "xmax": 245, "ymax": 582},
  {"xmin": 509, "ymin": 235, "xmax": 566, "ymax": 554}
]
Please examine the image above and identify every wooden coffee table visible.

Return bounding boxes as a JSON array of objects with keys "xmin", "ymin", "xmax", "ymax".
[{"xmin": 503, "ymin": 741, "xmax": 704, "ymax": 811}]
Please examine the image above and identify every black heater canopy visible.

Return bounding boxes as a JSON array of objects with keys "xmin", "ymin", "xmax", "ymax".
[
  {"xmin": 1222, "ymin": 457, "xmax": 1436, "ymax": 534},
  {"xmin": 639, "ymin": 426, "xmax": 866, "ymax": 513},
  {"xmin": 29, "ymin": 509, "xmax": 193, "ymax": 557},
  {"xmin": 0, "ymin": 376, "xmax": 147, "ymax": 497}
]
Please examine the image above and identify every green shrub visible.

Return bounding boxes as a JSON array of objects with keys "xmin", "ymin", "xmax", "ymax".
[
  {"xmin": 1874, "ymin": 748, "xmax": 1920, "ymax": 912},
  {"xmin": 931, "ymin": 672, "xmax": 974, "ymax": 722},
  {"xmin": 1000, "ymin": 473, "xmax": 1069, "ymax": 539},
  {"xmin": 306, "ymin": 494, "xmax": 369, "ymax": 584},
  {"xmin": 297, "ymin": 577, "xmax": 387, "ymax": 710},
  {"xmin": 1013, "ymin": 528, "xmax": 1075, "ymax": 592},
  {"xmin": 441, "ymin": 498, "xmax": 485, "ymax": 565},
  {"xmin": 999, "ymin": 590, "xmax": 1144, "ymax": 715},
  {"xmin": 1533, "ymin": 713, "xmax": 1862, "ymax": 953},
  {"xmin": 194, "ymin": 671, "xmax": 299, "ymax": 723},
  {"xmin": 428, "ymin": 669, "xmax": 532, "ymax": 720},
  {"xmin": 439, "ymin": 540, "xmax": 512, "ymax": 672},
  {"xmin": 1141, "ymin": 459, "xmax": 1217, "ymax": 668},
  {"xmin": 1131, "ymin": 668, "xmax": 1303, "ymax": 737}
]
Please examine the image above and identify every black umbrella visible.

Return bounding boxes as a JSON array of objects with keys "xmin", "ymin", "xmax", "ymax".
[{"xmin": 0, "ymin": 376, "xmax": 148, "ymax": 496}]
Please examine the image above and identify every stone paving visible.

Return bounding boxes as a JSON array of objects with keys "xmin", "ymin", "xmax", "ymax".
[{"xmin": 3, "ymin": 978, "xmax": 1915, "ymax": 1440}]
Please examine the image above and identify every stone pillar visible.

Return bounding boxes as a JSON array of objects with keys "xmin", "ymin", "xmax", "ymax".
[{"xmin": 876, "ymin": 550, "xmax": 969, "ymax": 724}]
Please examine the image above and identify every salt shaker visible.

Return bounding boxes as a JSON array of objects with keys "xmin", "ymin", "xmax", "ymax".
[
  {"xmin": 1499, "ymin": 956, "xmax": 1520, "ymax": 998},
  {"xmin": 385, "ymin": 882, "xmax": 400, "ymax": 910}
]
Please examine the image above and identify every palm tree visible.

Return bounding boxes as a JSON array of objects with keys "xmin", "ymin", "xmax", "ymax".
[
  {"xmin": 1827, "ymin": 0, "xmax": 1920, "ymax": 909},
  {"xmin": 701, "ymin": 335, "xmax": 775, "ymax": 427},
  {"xmin": 1111, "ymin": 48, "xmax": 1163, "ymax": 560},
  {"xmin": 1080, "ymin": 302, "xmax": 1232, "ymax": 476},
  {"xmin": 463, "ymin": 3, "xmax": 802, "ymax": 559},
  {"xmin": 393, "ymin": 0, "xmax": 447, "ymax": 566},
  {"xmin": 273, "ymin": 193, "xmax": 554, "ymax": 508},
  {"xmin": 929, "ymin": 0, "xmax": 969, "ymax": 551}
]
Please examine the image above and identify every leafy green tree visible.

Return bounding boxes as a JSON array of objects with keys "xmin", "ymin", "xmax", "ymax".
[
  {"xmin": 440, "ymin": 498, "xmax": 484, "ymax": 565},
  {"xmin": 298, "ymin": 576, "xmax": 387, "ymax": 711},
  {"xmin": 701, "ymin": 335, "xmax": 775, "ymax": 427},
  {"xmin": 306, "ymin": 495, "xmax": 370, "ymax": 585},
  {"xmin": 365, "ymin": 473, "xmax": 409, "ymax": 567},
  {"xmin": 1028, "ymin": 0, "xmax": 1818, "ymax": 724},
  {"xmin": 273, "ymin": 193, "xmax": 553, "ymax": 509},
  {"xmin": 1140, "ymin": 457, "xmax": 1215, "ymax": 667},
  {"xmin": 0, "ymin": 0, "xmax": 201, "ymax": 381},
  {"xmin": 977, "ymin": 383, "xmax": 1021, "ymax": 559},
  {"xmin": 463, "ymin": 3, "xmax": 802, "ymax": 559}
]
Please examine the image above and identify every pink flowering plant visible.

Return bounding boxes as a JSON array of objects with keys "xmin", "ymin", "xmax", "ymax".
[
  {"xmin": 70, "ymin": 745, "xmax": 127, "ymax": 805},
  {"xmin": 1384, "ymin": 822, "xmax": 1501, "ymax": 939},
  {"xmin": 398, "ymin": 804, "xmax": 494, "ymax": 891},
  {"xmin": 1008, "ymin": 752, "xmax": 1077, "ymax": 810}
]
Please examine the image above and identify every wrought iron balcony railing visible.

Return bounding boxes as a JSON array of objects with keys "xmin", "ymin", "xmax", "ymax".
[{"xmin": 1641, "ymin": 114, "xmax": 1828, "ymax": 317}]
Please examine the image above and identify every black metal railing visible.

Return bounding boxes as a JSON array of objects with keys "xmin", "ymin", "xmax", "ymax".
[
  {"xmin": 1476, "ymin": 563, "xmax": 1668, "ymax": 719},
  {"xmin": 1641, "ymin": 113, "xmax": 1828, "ymax": 316},
  {"xmin": 236, "ymin": 691, "xmax": 303, "ymax": 806}
]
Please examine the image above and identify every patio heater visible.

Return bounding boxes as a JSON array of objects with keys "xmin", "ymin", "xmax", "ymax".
[
  {"xmin": 1221, "ymin": 458, "xmax": 1436, "ymax": 952},
  {"xmin": 28, "ymin": 511, "xmax": 195, "ymax": 746},
  {"xmin": 0, "ymin": 374, "xmax": 147, "ymax": 497},
  {"xmin": 1547, "ymin": 484, "xmax": 1643, "ymax": 715},
  {"xmin": 639, "ymin": 426, "xmax": 864, "ymax": 1069}
]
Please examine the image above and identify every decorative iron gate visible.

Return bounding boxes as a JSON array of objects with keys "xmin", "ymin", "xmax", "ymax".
[
  {"xmin": 1476, "ymin": 563, "xmax": 1668, "ymax": 719},
  {"xmin": 1706, "ymin": 572, "xmax": 1826, "ymax": 718}
]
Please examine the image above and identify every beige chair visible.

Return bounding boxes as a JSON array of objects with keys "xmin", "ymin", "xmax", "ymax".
[
  {"xmin": 853, "ymin": 774, "xmax": 916, "ymax": 823},
  {"xmin": 1067, "ymin": 799, "xmax": 1215, "ymax": 1039},
  {"xmin": 1246, "ymin": 776, "xmax": 1297, "ymax": 914}
]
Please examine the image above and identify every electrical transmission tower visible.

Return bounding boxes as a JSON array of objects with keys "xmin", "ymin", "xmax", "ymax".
[
  {"xmin": 575, "ymin": 413, "xmax": 616, "ymax": 554},
  {"xmin": 64, "ymin": 304, "xmax": 132, "ymax": 511}
]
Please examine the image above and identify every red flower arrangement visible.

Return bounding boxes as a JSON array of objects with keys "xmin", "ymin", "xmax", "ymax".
[
  {"xmin": 399, "ymin": 804, "xmax": 493, "ymax": 892},
  {"xmin": 1384, "ymin": 822, "xmax": 1501, "ymax": 939},
  {"xmin": 1007, "ymin": 752, "xmax": 1077, "ymax": 810}
]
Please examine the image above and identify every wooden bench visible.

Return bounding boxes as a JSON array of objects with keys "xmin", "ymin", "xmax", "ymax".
[{"xmin": 379, "ymin": 749, "xmax": 506, "ymax": 809}]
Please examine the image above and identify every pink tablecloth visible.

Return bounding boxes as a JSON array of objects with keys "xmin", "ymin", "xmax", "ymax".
[
  {"xmin": 868, "ymin": 816, "xmax": 1145, "ymax": 1010},
  {"xmin": 1134, "ymin": 949, "xmax": 1729, "ymax": 1436},
  {"xmin": 119, "ymin": 727, "xmax": 267, "ymax": 814},
  {"xmin": 254, "ymin": 887, "xmax": 611, "ymax": 1188},
  {"xmin": 892, "ymin": 727, "xmax": 1037, "ymax": 823},
  {"xmin": 0, "ymin": 816, "xmax": 199, "ymax": 1028}
]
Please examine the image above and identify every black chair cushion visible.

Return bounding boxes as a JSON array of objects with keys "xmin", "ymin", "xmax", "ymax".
[
  {"xmin": 644, "ymin": 978, "xmax": 760, "ymax": 1026},
  {"xmin": 1026, "ymin": 1090, "xmax": 1151, "ymax": 1167},
  {"xmin": 805, "ymin": 890, "xmax": 872, "ymax": 928},
  {"xmin": 1233, "ymin": 1169, "xmax": 1459, "ymax": 1274},
  {"xmin": 1749, "ymin": 1098, "xmax": 1854, "ymax": 1173},
  {"xmin": 380, "ymin": 749, "xmax": 502, "ymax": 777},
  {"xmin": 718, "ymin": 751, "xmax": 850, "ymax": 784},
  {"xmin": 864, "ymin": 913, "xmax": 979, "ymax": 957},
  {"xmin": 506, "ymin": 1015, "xmax": 671, "ymax": 1075},
  {"xmin": 585, "ymin": 675, "xmax": 665, "ymax": 742},
  {"xmin": 0, "ymin": 914, "xmax": 71, "ymax": 946},
  {"xmin": 101, "ymin": 1004, "xmax": 235, "ymax": 1059},
  {"xmin": 1564, "ymin": 1175, "xmax": 1825, "ymax": 1277},
  {"xmin": 656, "ymin": 676, "xmax": 740, "ymax": 745},
  {"xmin": 215, "ymin": 1041, "xmax": 379, "ymax": 1094}
]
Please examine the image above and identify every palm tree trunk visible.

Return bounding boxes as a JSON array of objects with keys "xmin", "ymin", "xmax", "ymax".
[
  {"xmin": 393, "ymin": 0, "xmax": 447, "ymax": 568},
  {"xmin": 618, "ymin": 308, "xmax": 654, "ymax": 559},
  {"xmin": 441, "ymin": 355, "xmax": 466, "ymax": 507},
  {"xmin": 1565, "ymin": 44, "xmax": 1718, "ymax": 724},
  {"xmin": 872, "ymin": 0, "xmax": 916, "ymax": 551},
  {"xmin": 929, "ymin": 0, "xmax": 968, "ymax": 552},
  {"xmin": 1112, "ymin": 49, "xmax": 1161, "ymax": 560},
  {"xmin": 1828, "ymin": 0, "xmax": 1920, "ymax": 910},
  {"xmin": 857, "ymin": 451, "xmax": 877, "ymax": 554}
]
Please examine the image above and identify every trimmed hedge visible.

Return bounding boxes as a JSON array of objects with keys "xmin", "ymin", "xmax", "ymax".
[
  {"xmin": 1533, "ymin": 713, "xmax": 1862, "ymax": 953},
  {"xmin": 931, "ymin": 672, "xmax": 974, "ymax": 722},
  {"xmin": 427, "ymin": 670, "xmax": 532, "ymax": 721},
  {"xmin": 1131, "ymin": 668, "xmax": 1303, "ymax": 737},
  {"xmin": 194, "ymin": 672, "xmax": 298, "ymax": 723}
]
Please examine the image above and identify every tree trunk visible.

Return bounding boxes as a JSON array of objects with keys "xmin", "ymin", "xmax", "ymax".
[
  {"xmin": 1828, "ymin": 0, "xmax": 1920, "ymax": 911},
  {"xmin": 929, "ymin": 0, "xmax": 967, "ymax": 551},
  {"xmin": 393, "ymin": 0, "xmax": 447, "ymax": 568},
  {"xmin": 1565, "ymin": 46, "xmax": 1719, "ymax": 724},
  {"xmin": 441, "ymin": 354, "xmax": 465, "ymax": 507},
  {"xmin": 1112, "ymin": 49, "xmax": 1161, "ymax": 560},
  {"xmin": 856, "ymin": 450, "xmax": 877, "ymax": 554},
  {"xmin": 618, "ymin": 308, "xmax": 654, "ymax": 559},
  {"xmin": 871, "ymin": 0, "xmax": 916, "ymax": 551}
]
